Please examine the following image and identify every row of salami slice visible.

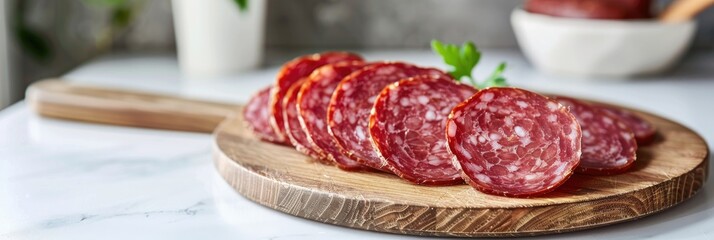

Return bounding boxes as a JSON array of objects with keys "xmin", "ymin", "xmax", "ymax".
[{"xmin": 243, "ymin": 52, "xmax": 656, "ymax": 197}]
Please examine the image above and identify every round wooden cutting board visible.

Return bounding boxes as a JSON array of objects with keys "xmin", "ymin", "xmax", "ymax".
[
  {"xmin": 213, "ymin": 105, "xmax": 708, "ymax": 237},
  {"xmin": 24, "ymin": 80, "xmax": 709, "ymax": 236}
]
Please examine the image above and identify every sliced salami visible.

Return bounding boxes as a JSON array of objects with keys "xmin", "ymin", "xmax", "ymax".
[
  {"xmin": 447, "ymin": 88, "xmax": 581, "ymax": 197},
  {"xmin": 599, "ymin": 105, "xmax": 656, "ymax": 144},
  {"xmin": 298, "ymin": 62, "xmax": 370, "ymax": 170},
  {"xmin": 327, "ymin": 62, "xmax": 451, "ymax": 171},
  {"xmin": 270, "ymin": 52, "xmax": 363, "ymax": 143},
  {"xmin": 283, "ymin": 78, "xmax": 325, "ymax": 160},
  {"xmin": 243, "ymin": 86, "xmax": 285, "ymax": 144},
  {"xmin": 554, "ymin": 96, "xmax": 638, "ymax": 175},
  {"xmin": 369, "ymin": 75, "xmax": 477, "ymax": 185}
]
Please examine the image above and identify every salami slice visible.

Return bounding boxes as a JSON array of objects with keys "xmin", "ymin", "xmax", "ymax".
[
  {"xmin": 369, "ymin": 75, "xmax": 477, "ymax": 185},
  {"xmin": 327, "ymin": 62, "xmax": 451, "ymax": 171},
  {"xmin": 244, "ymin": 86, "xmax": 285, "ymax": 144},
  {"xmin": 283, "ymin": 78, "xmax": 324, "ymax": 160},
  {"xmin": 598, "ymin": 105, "xmax": 656, "ymax": 144},
  {"xmin": 554, "ymin": 96, "xmax": 637, "ymax": 175},
  {"xmin": 298, "ymin": 62, "xmax": 369, "ymax": 170},
  {"xmin": 447, "ymin": 88, "xmax": 582, "ymax": 197},
  {"xmin": 270, "ymin": 52, "xmax": 363, "ymax": 143}
]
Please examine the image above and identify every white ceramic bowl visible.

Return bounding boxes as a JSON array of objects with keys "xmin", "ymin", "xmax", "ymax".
[{"xmin": 511, "ymin": 9, "xmax": 696, "ymax": 78}]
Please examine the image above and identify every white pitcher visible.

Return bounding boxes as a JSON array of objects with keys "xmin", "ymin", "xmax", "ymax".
[{"xmin": 172, "ymin": 0, "xmax": 266, "ymax": 78}]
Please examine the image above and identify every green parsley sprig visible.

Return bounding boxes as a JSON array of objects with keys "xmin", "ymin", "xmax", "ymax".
[{"xmin": 431, "ymin": 40, "xmax": 509, "ymax": 89}]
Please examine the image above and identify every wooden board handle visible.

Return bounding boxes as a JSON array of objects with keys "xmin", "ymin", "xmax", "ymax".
[
  {"xmin": 660, "ymin": 0, "xmax": 714, "ymax": 22},
  {"xmin": 26, "ymin": 79, "xmax": 240, "ymax": 133}
]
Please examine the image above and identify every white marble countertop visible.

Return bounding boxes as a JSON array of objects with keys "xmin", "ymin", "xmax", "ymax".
[{"xmin": 1, "ymin": 49, "xmax": 713, "ymax": 239}]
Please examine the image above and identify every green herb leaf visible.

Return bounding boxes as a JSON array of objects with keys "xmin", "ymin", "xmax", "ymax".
[
  {"xmin": 82, "ymin": 0, "xmax": 129, "ymax": 7},
  {"xmin": 478, "ymin": 62, "xmax": 509, "ymax": 89},
  {"xmin": 235, "ymin": 0, "xmax": 248, "ymax": 11},
  {"xmin": 431, "ymin": 40, "xmax": 479, "ymax": 86},
  {"xmin": 431, "ymin": 39, "xmax": 509, "ymax": 89}
]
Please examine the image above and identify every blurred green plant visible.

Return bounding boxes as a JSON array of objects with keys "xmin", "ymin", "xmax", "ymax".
[
  {"xmin": 14, "ymin": 1, "xmax": 51, "ymax": 61},
  {"xmin": 83, "ymin": 0, "xmax": 135, "ymax": 29},
  {"xmin": 235, "ymin": 0, "xmax": 248, "ymax": 12},
  {"xmin": 14, "ymin": 0, "xmax": 141, "ymax": 63},
  {"xmin": 83, "ymin": 0, "xmax": 128, "ymax": 6},
  {"xmin": 82, "ymin": 0, "xmax": 139, "ymax": 51}
]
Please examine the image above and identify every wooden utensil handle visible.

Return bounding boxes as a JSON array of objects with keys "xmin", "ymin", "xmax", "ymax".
[
  {"xmin": 660, "ymin": 0, "xmax": 714, "ymax": 22},
  {"xmin": 26, "ymin": 79, "xmax": 240, "ymax": 133}
]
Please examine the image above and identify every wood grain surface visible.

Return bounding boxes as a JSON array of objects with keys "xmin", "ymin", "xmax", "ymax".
[
  {"xmin": 27, "ymin": 79, "xmax": 238, "ymax": 133},
  {"xmin": 25, "ymin": 80, "xmax": 709, "ymax": 237},
  {"xmin": 214, "ymin": 103, "xmax": 708, "ymax": 237}
]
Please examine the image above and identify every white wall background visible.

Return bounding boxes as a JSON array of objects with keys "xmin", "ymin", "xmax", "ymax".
[{"xmin": 1, "ymin": 0, "xmax": 712, "ymax": 109}]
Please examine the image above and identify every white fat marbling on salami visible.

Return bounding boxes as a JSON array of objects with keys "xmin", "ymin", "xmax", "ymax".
[
  {"xmin": 446, "ymin": 88, "xmax": 582, "ymax": 197},
  {"xmin": 369, "ymin": 75, "xmax": 475, "ymax": 185},
  {"xmin": 297, "ymin": 62, "xmax": 368, "ymax": 170},
  {"xmin": 269, "ymin": 52, "xmax": 363, "ymax": 142},
  {"xmin": 598, "ymin": 105, "xmax": 657, "ymax": 144},
  {"xmin": 327, "ymin": 62, "xmax": 451, "ymax": 172},
  {"xmin": 244, "ymin": 86, "xmax": 285, "ymax": 144},
  {"xmin": 554, "ymin": 96, "xmax": 637, "ymax": 175},
  {"xmin": 283, "ymin": 78, "xmax": 323, "ymax": 160}
]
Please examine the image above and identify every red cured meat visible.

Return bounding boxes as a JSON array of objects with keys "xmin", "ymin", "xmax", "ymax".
[
  {"xmin": 598, "ymin": 105, "xmax": 656, "ymax": 145},
  {"xmin": 327, "ymin": 62, "xmax": 450, "ymax": 172},
  {"xmin": 616, "ymin": 0, "xmax": 652, "ymax": 19},
  {"xmin": 447, "ymin": 88, "xmax": 582, "ymax": 197},
  {"xmin": 283, "ymin": 78, "xmax": 324, "ymax": 160},
  {"xmin": 525, "ymin": 0, "xmax": 651, "ymax": 20},
  {"xmin": 270, "ymin": 52, "xmax": 363, "ymax": 143},
  {"xmin": 554, "ymin": 96, "xmax": 637, "ymax": 175},
  {"xmin": 298, "ymin": 62, "xmax": 369, "ymax": 170},
  {"xmin": 243, "ymin": 86, "xmax": 286, "ymax": 144},
  {"xmin": 369, "ymin": 75, "xmax": 477, "ymax": 185}
]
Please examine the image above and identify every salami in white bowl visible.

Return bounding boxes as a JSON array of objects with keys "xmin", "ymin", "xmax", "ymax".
[{"xmin": 447, "ymin": 88, "xmax": 581, "ymax": 197}]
